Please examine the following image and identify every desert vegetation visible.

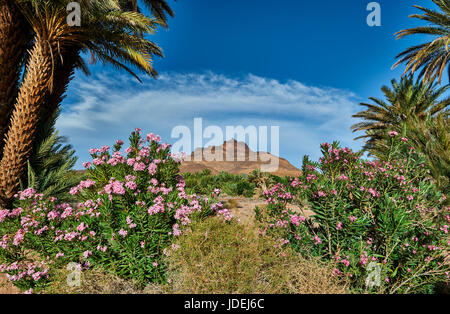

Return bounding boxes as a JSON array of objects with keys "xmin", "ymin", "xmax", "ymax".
[
  {"xmin": 0, "ymin": 0, "xmax": 449, "ymax": 294},
  {"xmin": 182, "ymin": 169, "xmax": 285, "ymax": 199}
]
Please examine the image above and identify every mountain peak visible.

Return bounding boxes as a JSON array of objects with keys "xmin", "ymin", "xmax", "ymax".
[{"xmin": 181, "ymin": 141, "xmax": 300, "ymax": 177}]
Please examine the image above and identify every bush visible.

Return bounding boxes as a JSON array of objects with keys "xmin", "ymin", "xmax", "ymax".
[
  {"xmin": 0, "ymin": 130, "xmax": 228, "ymax": 293},
  {"xmin": 183, "ymin": 171, "xmax": 256, "ymax": 197},
  {"xmin": 261, "ymin": 135, "xmax": 449, "ymax": 293}
]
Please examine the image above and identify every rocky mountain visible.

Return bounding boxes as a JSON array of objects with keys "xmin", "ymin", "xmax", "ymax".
[{"xmin": 180, "ymin": 139, "xmax": 301, "ymax": 177}]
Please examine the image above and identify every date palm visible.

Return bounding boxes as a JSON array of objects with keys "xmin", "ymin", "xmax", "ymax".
[
  {"xmin": 0, "ymin": 0, "xmax": 163, "ymax": 207},
  {"xmin": 126, "ymin": 0, "xmax": 176, "ymax": 27},
  {"xmin": 351, "ymin": 75, "xmax": 450, "ymax": 152},
  {"xmin": 0, "ymin": 0, "xmax": 174, "ymax": 154},
  {"xmin": 24, "ymin": 108, "xmax": 84, "ymax": 203},
  {"xmin": 405, "ymin": 114, "xmax": 449, "ymax": 192},
  {"xmin": 0, "ymin": 0, "xmax": 29, "ymax": 158},
  {"xmin": 394, "ymin": 0, "xmax": 450, "ymax": 84}
]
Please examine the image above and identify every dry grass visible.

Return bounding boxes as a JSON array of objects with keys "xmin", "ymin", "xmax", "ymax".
[
  {"xmin": 0, "ymin": 273, "xmax": 21, "ymax": 294},
  {"xmin": 161, "ymin": 217, "xmax": 348, "ymax": 294},
  {"xmin": 41, "ymin": 217, "xmax": 347, "ymax": 294},
  {"xmin": 43, "ymin": 268, "xmax": 139, "ymax": 294},
  {"xmin": 223, "ymin": 198, "xmax": 240, "ymax": 211}
]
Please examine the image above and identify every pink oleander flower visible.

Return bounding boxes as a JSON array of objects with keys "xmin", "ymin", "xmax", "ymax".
[
  {"xmin": 126, "ymin": 216, "xmax": 137, "ymax": 229},
  {"xmin": 148, "ymin": 163, "xmax": 157, "ymax": 175},
  {"xmin": 133, "ymin": 162, "xmax": 146, "ymax": 171},
  {"xmin": 389, "ymin": 131, "xmax": 398, "ymax": 137},
  {"xmin": 332, "ymin": 268, "xmax": 342, "ymax": 277},
  {"xmin": 290, "ymin": 214, "xmax": 306, "ymax": 226},
  {"xmin": 359, "ymin": 251, "xmax": 368, "ymax": 265},
  {"xmin": 368, "ymin": 188, "xmax": 380, "ymax": 198},
  {"xmin": 83, "ymin": 250, "xmax": 92, "ymax": 259},
  {"xmin": 126, "ymin": 158, "xmax": 135, "ymax": 166},
  {"xmin": 172, "ymin": 223, "xmax": 182, "ymax": 236},
  {"xmin": 118, "ymin": 229, "xmax": 128, "ymax": 237},
  {"xmin": 0, "ymin": 210, "xmax": 9, "ymax": 223},
  {"xmin": 105, "ymin": 180, "xmax": 125, "ymax": 195},
  {"xmin": 125, "ymin": 181, "xmax": 137, "ymax": 190},
  {"xmin": 217, "ymin": 208, "xmax": 233, "ymax": 222},
  {"xmin": 77, "ymin": 222, "xmax": 88, "ymax": 232},
  {"xmin": 336, "ymin": 222, "xmax": 343, "ymax": 230},
  {"xmin": 92, "ymin": 158, "xmax": 104, "ymax": 166},
  {"xmin": 125, "ymin": 175, "xmax": 136, "ymax": 182},
  {"xmin": 96, "ymin": 245, "xmax": 107, "ymax": 252},
  {"xmin": 313, "ymin": 235, "xmax": 322, "ymax": 245}
]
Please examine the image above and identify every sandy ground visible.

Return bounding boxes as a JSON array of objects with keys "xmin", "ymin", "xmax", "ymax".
[
  {"xmin": 220, "ymin": 195, "xmax": 314, "ymax": 224},
  {"xmin": 219, "ymin": 196, "xmax": 266, "ymax": 225}
]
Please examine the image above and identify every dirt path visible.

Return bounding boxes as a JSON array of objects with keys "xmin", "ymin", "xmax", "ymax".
[
  {"xmin": 219, "ymin": 196, "xmax": 267, "ymax": 226},
  {"xmin": 220, "ymin": 195, "xmax": 314, "ymax": 226}
]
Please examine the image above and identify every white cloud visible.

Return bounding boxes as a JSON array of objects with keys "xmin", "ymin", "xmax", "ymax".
[{"xmin": 58, "ymin": 71, "xmax": 364, "ymax": 168}]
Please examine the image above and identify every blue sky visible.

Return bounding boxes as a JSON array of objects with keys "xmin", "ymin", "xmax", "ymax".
[{"xmin": 58, "ymin": 0, "xmax": 436, "ymax": 169}]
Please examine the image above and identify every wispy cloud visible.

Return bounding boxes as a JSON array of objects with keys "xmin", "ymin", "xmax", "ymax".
[{"xmin": 58, "ymin": 71, "xmax": 364, "ymax": 168}]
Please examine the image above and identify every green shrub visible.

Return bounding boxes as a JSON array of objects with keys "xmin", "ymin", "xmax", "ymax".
[
  {"xmin": 0, "ymin": 130, "xmax": 227, "ymax": 292},
  {"xmin": 261, "ymin": 135, "xmax": 449, "ymax": 293},
  {"xmin": 183, "ymin": 171, "xmax": 256, "ymax": 197}
]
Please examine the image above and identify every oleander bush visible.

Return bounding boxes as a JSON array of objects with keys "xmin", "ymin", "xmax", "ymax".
[
  {"xmin": 0, "ymin": 130, "xmax": 229, "ymax": 293},
  {"xmin": 260, "ymin": 133, "xmax": 449, "ymax": 293}
]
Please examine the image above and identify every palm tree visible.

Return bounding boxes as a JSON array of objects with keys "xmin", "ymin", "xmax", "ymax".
[
  {"xmin": 394, "ymin": 0, "xmax": 450, "ymax": 84},
  {"xmin": 0, "ymin": 0, "xmax": 28, "ymax": 157},
  {"xmin": 0, "ymin": 0, "xmax": 175, "ymax": 154},
  {"xmin": 0, "ymin": 0, "xmax": 163, "ymax": 207},
  {"xmin": 126, "ymin": 0, "xmax": 176, "ymax": 27},
  {"xmin": 405, "ymin": 113, "xmax": 449, "ymax": 192},
  {"xmin": 351, "ymin": 75, "xmax": 450, "ymax": 152},
  {"xmin": 23, "ymin": 109, "xmax": 84, "ymax": 203}
]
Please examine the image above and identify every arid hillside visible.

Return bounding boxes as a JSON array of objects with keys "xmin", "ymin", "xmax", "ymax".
[{"xmin": 180, "ymin": 139, "xmax": 301, "ymax": 177}]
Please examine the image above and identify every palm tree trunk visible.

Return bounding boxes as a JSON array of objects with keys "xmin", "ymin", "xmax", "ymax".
[
  {"xmin": 0, "ymin": 37, "xmax": 56, "ymax": 208},
  {"xmin": 40, "ymin": 51, "xmax": 78, "ymax": 127},
  {"xmin": 0, "ymin": 0, "xmax": 25, "ymax": 159}
]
